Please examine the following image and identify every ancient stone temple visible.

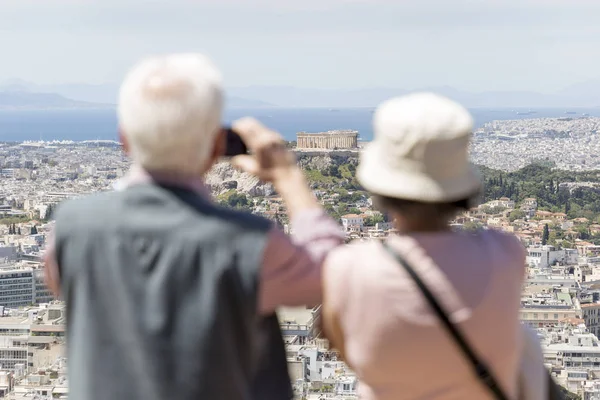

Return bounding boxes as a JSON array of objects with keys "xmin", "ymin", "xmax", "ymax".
[{"xmin": 296, "ymin": 130, "xmax": 359, "ymax": 150}]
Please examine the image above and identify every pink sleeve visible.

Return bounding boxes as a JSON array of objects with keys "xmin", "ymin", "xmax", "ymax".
[
  {"xmin": 322, "ymin": 246, "xmax": 353, "ymax": 319},
  {"xmin": 43, "ymin": 229, "xmax": 61, "ymax": 297},
  {"xmin": 258, "ymin": 209, "xmax": 345, "ymax": 315}
]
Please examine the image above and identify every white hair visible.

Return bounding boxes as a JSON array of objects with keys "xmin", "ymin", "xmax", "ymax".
[{"xmin": 118, "ymin": 53, "xmax": 223, "ymax": 175}]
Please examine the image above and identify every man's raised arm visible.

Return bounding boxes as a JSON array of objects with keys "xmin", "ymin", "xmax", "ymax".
[{"xmin": 230, "ymin": 118, "xmax": 345, "ymax": 314}]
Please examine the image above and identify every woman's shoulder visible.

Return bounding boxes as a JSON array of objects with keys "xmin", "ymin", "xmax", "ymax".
[
  {"xmin": 479, "ymin": 228, "xmax": 525, "ymax": 253},
  {"xmin": 326, "ymin": 240, "xmax": 380, "ymax": 268},
  {"xmin": 324, "ymin": 240, "xmax": 381, "ymax": 284},
  {"xmin": 473, "ymin": 229, "xmax": 527, "ymax": 272}
]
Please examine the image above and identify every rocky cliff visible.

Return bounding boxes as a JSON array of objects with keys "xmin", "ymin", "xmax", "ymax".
[
  {"xmin": 205, "ymin": 162, "xmax": 274, "ymax": 197},
  {"xmin": 205, "ymin": 152, "xmax": 359, "ymax": 196},
  {"xmin": 296, "ymin": 152, "xmax": 359, "ymax": 170}
]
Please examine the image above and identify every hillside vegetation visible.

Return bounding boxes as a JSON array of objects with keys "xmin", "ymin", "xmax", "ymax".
[
  {"xmin": 480, "ymin": 162, "xmax": 600, "ymax": 221},
  {"xmin": 214, "ymin": 151, "xmax": 600, "ymax": 229},
  {"xmin": 298, "ymin": 155, "xmax": 600, "ymax": 221}
]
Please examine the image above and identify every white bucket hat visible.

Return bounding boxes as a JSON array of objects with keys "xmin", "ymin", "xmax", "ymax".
[{"xmin": 357, "ymin": 92, "xmax": 481, "ymax": 203}]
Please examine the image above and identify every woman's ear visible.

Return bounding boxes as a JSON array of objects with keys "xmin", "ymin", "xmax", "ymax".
[{"xmin": 467, "ymin": 188, "xmax": 483, "ymax": 210}]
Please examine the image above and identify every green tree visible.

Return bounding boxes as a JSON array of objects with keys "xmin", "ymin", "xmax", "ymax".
[
  {"xmin": 17, "ymin": 226, "xmax": 21, "ymax": 235},
  {"xmin": 364, "ymin": 214, "xmax": 385, "ymax": 226},
  {"xmin": 463, "ymin": 221, "xmax": 482, "ymax": 232},
  {"xmin": 509, "ymin": 210, "xmax": 526, "ymax": 222},
  {"xmin": 542, "ymin": 224, "xmax": 550, "ymax": 245},
  {"xmin": 216, "ymin": 190, "xmax": 251, "ymax": 210},
  {"xmin": 30, "ymin": 225, "xmax": 38, "ymax": 235},
  {"xmin": 575, "ymin": 225, "xmax": 591, "ymax": 240}
]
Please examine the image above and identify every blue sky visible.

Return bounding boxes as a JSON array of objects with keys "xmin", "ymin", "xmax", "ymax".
[{"xmin": 1, "ymin": 0, "xmax": 600, "ymax": 92}]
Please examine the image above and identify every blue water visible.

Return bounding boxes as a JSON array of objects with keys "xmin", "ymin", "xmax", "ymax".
[{"xmin": 0, "ymin": 107, "xmax": 599, "ymax": 142}]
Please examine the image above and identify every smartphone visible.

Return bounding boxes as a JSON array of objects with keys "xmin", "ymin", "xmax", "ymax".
[{"xmin": 223, "ymin": 126, "xmax": 248, "ymax": 156}]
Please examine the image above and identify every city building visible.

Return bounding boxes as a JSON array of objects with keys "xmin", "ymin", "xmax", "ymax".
[
  {"xmin": 526, "ymin": 245, "xmax": 578, "ymax": 269},
  {"xmin": 341, "ymin": 214, "xmax": 364, "ymax": 231},
  {"xmin": 0, "ymin": 268, "xmax": 34, "ymax": 309}
]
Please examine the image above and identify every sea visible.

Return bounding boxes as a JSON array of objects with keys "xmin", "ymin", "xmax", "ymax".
[{"xmin": 0, "ymin": 107, "xmax": 599, "ymax": 142}]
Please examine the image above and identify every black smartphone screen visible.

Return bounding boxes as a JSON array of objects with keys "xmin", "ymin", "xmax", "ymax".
[{"xmin": 223, "ymin": 127, "xmax": 248, "ymax": 156}]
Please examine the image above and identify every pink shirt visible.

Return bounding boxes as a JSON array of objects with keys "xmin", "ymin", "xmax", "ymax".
[
  {"xmin": 44, "ymin": 165, "xmax": 345, "ymax": 315},
  {"xmin": 324, "ymin": 229, "xmax": 526, "ymax": 400}
]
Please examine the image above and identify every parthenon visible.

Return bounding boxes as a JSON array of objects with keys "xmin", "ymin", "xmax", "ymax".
[{"xmin": 296, "ymin": 130, "xmax": 359, "ymax": 150}]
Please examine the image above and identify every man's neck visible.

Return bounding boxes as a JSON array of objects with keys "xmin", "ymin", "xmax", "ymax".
[{"xmin": 117, "ymin": 164, "xmax": 210, "ymax": 198}]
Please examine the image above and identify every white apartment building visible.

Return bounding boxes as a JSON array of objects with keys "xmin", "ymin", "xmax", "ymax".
[
  {"xmin": 39, "ymin": 192, "xmax": 80, "ymax": 204},
  {"xmin": 341, "ymin": 214, "xmax": 364, "ymax": 231},
  {"xmin": 0, "ymin": 336, "xmax": 28, "ymax": 371},
  {"xmin": 487, "ymin": 197, "xmax": 516, "ymax": 209},
  {"xmin": 521, "ymin": 306, "xmax": 580, "ymax": 327},
  {"xmin": 0, "ymin": 169, "xmax": 15, "ymax": 179},
  {"xmin": 520, "ymin": 292, "xmax": 580, "ymax": 327},
  {"xmin": 582, "ymin": 303, "xmax": 600, "ymax": 338},
  {"xmin": 523, "ymin": 198, "xmax": 538, "ymax": 209},
  {"xmin": 527, "ymin": 245, "xmax": 578, "ymax": 269},
  {"xmin": 335, "ymin": 376, "xmax": 358, "ymax": 397}
]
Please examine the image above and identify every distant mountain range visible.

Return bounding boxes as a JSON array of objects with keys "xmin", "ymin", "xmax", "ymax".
[
  {"xmin": 2, "ymin": 78, "xmax": 600, "ymax": 109},
  {"xmin": 0, "ymin": 79, "xmax": 273, "ymax": 109},
  {"xmin": 227, "ymin": 82, "xmax": 600, "ymax": 108},
  {"xmin": 0, "ymin": 91, "xmax": 110, "ymax": 110}
]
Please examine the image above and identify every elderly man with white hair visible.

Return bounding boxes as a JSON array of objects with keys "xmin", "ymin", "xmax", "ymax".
[{"xmin": 43, "ymin": 53, "xmax": 344, "ymax": 400}]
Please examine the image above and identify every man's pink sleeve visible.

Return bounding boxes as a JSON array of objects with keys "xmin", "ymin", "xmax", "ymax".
[
  {"xmin": 258, "ymin": 209, "xmax": 345, "ymax": 315},
  {"xmin": 43, "ymin": 229, "xmax": 61, "ymax": 297}
]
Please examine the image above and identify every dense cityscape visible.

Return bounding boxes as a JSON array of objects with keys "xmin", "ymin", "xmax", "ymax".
[{"xmin": 0, "ymin": 117, "xmax": 599, "ymax": 399}]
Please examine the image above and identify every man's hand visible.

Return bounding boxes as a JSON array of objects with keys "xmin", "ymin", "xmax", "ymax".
[
  {"xmin": 230, "ymin": 117, "xmax": 298, "ymax": 183},
  {"xmin": 230, "ymin": 117, "xmax": 320, "ymax": 220}
]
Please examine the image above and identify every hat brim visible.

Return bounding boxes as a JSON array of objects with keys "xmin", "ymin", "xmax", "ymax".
[{"xmin": 356, "ymin": 143, "xmax": 482, "ymax": 203}]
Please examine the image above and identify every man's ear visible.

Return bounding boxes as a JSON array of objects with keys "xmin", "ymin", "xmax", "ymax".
[
  {"xmin": 211, "ymin": 128, "xmax": 226, "ymax": 162},
  {"xmin": 118, "ymin": 128, "xmax": 130, "ymax": 155},
  {"xmin": 200, "ymin": 128, "xmax": 226, "ymax": 174}
]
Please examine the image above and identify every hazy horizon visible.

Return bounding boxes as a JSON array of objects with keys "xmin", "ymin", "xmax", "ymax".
[{"xmin": 1, "ymin": 0, "xmax": 600, "ymax": 93}]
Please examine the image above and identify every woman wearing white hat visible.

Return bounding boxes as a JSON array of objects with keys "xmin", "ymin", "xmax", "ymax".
[{"xmin": 322, "ymin": 93, "xmax": 529, "ymax": 399}]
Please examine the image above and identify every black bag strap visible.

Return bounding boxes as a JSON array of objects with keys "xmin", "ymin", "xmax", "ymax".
[{"xmin": 382, "ymin": 241, "xmax": 510, "ymax": 400}]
